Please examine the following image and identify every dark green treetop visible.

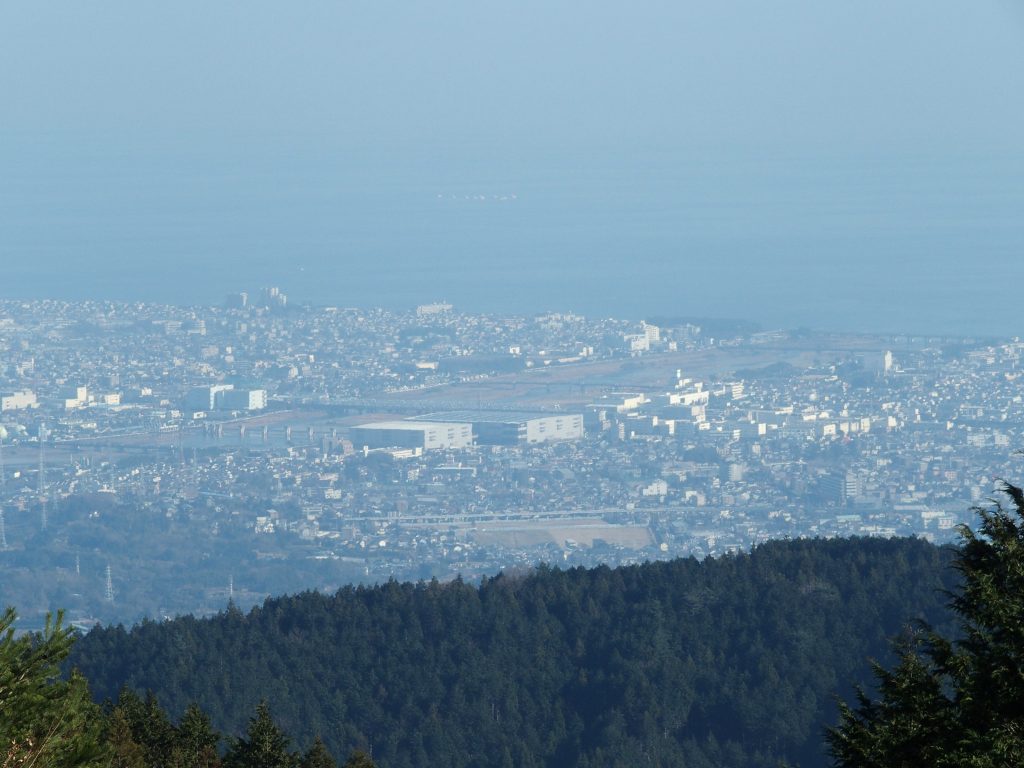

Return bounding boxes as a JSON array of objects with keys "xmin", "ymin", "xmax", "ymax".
[
  {"xmin": 0, "ymin": 607, "xmax": 106, "ymax": 768},
  {"xmin": 299, "ymin": 738, "xmax": 336, "ymax": 768},
  {"xmin": 829, "ymin": 482, "xmax": 1024, "ymax": 767},
  {"xmin": 173, "ymin": 702, "xmax": 222, "ymax": 768},
  {"xmin": 341, "ymin": 751, "xmax": 376, "ymax": 768},
  {"xmin": 224, "ymin": 701, "xmax": 296, "ymax": 768}
]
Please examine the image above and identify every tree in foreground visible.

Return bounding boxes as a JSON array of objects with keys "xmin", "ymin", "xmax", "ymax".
[
  {"xmin": 340, "ymin": 752, "xmax": 375, "ymax": 768},
  {"xmin": 103, "ymin": 688, "xmax": 223, "ymax": 768},
  {"xmin": 224, "ymin": 701, "xmax": 296, "ymax": 768},
  {"xmin": 828, "ymin": 482, "xmax": 1024, "ymax": 767},
  {"xmin": 299, "ymin": 737, "xmax": 335, "ymax": 768},
  {"xmin": 174, "ymin": 703, "xmax": 222, "ymax": 768},
  {"xmin": 0, "ymin": 608, "xmax": 105, "ymax": 768}
]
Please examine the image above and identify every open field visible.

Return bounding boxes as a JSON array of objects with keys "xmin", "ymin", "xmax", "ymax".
[
  {"xmin": 375, "ymin": 336, "xmax": 895, "ymax": 411},
  {"xmin": 467, "ymin": 519, "xmax": 654, "ymax": 550}
]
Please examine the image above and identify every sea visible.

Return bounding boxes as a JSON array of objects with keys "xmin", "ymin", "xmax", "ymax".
[{"xmin": 2, "ymin": 134, "xmax": 1022, "ymax": 338}]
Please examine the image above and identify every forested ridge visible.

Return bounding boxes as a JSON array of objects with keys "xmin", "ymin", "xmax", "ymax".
[
  {"xmin": 0, "ymin": 605, "xmax": 374, "ymax": 768},
  {"xmin": 69, "ymin": 537, "xmax": 958, "ymax": 768}
]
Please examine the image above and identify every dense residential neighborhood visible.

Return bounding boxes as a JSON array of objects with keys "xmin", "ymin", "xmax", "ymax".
[{"xmin": 1, "ymin": 294, "xmax": 1020, "ymax": 624}]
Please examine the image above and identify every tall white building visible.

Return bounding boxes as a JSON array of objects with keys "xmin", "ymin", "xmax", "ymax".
[
  {"xmin": 220, "ymin": 389, "xmax": 268, "ymax": 411},
  {"xmin": 185, "ymin": 384, "xmax": 234, "ymax": 411},
  {"xmin": 641, "ymin": 321, "xmax": 661, "ymax": 343}
]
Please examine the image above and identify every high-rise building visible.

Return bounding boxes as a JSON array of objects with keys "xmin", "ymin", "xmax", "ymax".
[
  {"xmin": 641, "ymin": 321, "xmax": 661, "ymax": 343},
  {"xmin": 219, "ymin": 389, "xmax": 268, "ymax": 411},
  {"xmin": 184, "ymin": 384, "xmax": 234, "ymax": 411}
]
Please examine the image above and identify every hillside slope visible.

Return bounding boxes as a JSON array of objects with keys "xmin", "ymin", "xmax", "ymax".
[{"xmin": 71, "ymin": 537, "xmax": 957, "ymax": 768}]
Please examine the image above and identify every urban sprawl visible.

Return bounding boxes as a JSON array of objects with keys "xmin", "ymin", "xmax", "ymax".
[{"xmin": 1, "ymin": 291, "xmax": 1020, "ymax": 626}]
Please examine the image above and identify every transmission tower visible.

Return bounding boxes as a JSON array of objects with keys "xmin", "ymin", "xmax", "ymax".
[
  {"xmin": 228, "ymin": 574, "xmax": 234, "ymax": 601},
  {"xmin": 0, "ymin": 509, "xmax": 7, "ymax": 550},
  {"xmin": 104, "ymin": 564, "xmax": 114, "ymax": 602}
]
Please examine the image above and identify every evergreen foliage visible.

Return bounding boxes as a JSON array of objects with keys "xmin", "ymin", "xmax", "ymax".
[
  {"xmin": 105, "ymin": 706, "xmax": 147, "ymax": 768},
  {"xmin": 829, "ymin": 484, "xmax": 1024, "ymax": 767},
  {"xmin": 0, "ymin": 608, "xmax": 105, "ymax": 768},
  {"xmin": 174, "ymin": 704, "xmax": 222, "ymax": 768},
  {"xmin": 299, "ymin": 738, "xmax": 336, "ymax": 768},
  {"xmin": 224, "ymin": 702, "xmax": 296, "ymax": 768},
  {"xmin": 70, "ymin": 537, "xmax": 957, "ymax": 767},
  {"xmin": 340, "ymin": 752, "xmax": 376, "ymax": 768},
  {"xmin": 104, "ymin": 688, "xmax": 224, "ymax": 768}
]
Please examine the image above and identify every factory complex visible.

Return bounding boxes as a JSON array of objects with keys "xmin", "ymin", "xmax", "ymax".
[{"xmin": 353, "ymin": 410, "xmax": 584, "ymax": 450}]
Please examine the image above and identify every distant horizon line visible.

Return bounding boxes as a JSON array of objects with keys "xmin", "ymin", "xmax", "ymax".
[{"xmin": 0, "ymin": 292, "xmax": 1012, "ymax": 344}]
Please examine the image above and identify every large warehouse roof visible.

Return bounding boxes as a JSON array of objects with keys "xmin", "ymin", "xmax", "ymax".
[
  {"xmin": 412, "ymin": 410, "xmax": 575, "ymax": 425},
  {"xmin": 354, "ymin": 420, "xmax": 464, "ymax": 431}
]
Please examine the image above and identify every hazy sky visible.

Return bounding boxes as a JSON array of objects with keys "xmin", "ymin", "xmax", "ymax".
[
  {"xmin": 4, "ymin": 1, "xmax": 1023, "ymax": 151},
  {"xmin": 2, "ymin": 2, "xmax": 1024, "ymax": 333}
]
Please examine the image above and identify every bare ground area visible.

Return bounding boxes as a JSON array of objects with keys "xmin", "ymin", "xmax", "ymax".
[{"xmin": 467, "ymin": 519, "xmax": 653, "ymax": 550}]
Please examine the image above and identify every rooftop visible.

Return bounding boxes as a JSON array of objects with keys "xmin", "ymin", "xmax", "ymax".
[{"xmin": 412, "ymin": 410, "xmax": 580, "ymax": 425}]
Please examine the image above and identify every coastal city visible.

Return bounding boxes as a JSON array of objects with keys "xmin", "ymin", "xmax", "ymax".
[{"xmin": 1, "ymin": 291, "xmax": 1021, "ymax": 626}]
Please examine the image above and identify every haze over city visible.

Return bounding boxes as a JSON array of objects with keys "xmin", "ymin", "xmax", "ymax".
[
  {"xmin": 7, "ymin": 4, "xmax": 1024, "ymax": 768},
  {"xmin": 3, "ymin": 1, "xmax": 1024, "ymax": 335}
]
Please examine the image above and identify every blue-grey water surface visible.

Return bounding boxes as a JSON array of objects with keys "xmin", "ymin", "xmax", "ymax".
[{"xmin": 2, "ymin": 136, "xmax": 1022, "ymax": 337}]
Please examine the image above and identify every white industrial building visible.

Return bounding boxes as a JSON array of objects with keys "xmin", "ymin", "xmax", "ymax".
[
  {"xmin": 220, "ymin": 388, "xmax": 268, "ymax": 411},
  {"xmin": 185, "ymin": 385, "xmax": 267, "ymax": 411},
  {"xmin": 351, "ymin": 421, "xmax": 473, "ymax": 451},
  {"xmin": 412, "ymin": 410, "xmax": 584, "ymax": 445},
  {"xmin": 1, "ymin": 390, "xmax": 38, "ymax": 412},
  {"xmin": 63, "ymin": 386, "xmax": 89, "ymax": 410},
  {"xmin": 185, "ymin": 384, "xmax": 235, "ymax": 411}
]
